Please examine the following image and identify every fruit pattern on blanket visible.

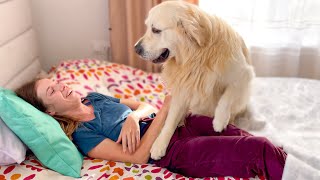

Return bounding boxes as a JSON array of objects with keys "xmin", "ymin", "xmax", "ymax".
[{"xmin": 48, "ymin": 59, "xmax": 167, "ymax": 110}]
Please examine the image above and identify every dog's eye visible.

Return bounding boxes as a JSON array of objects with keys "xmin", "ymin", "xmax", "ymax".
[{"xmin": 152, "ymin": 27, "xmax": 161, "ymax": 34}]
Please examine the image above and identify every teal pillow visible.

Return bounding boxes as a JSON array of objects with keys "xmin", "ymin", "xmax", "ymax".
[{"xmin": 0, "ymin": 88, "xmax": 83, "ymax": 178}]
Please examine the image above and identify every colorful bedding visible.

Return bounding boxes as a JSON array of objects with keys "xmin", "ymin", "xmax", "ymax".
[
  {"xmin": 0, "ymin": 59, "xmax": 262, "ymax": 180},
  {"xmin": 49, "ymin": 59, "xmax": 166, "ymax": 110}
]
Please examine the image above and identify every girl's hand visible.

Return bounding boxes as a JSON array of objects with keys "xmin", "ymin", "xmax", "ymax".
[{"xmin": 116, "ymin": 115, "xmax": 140, "ymax": 154}]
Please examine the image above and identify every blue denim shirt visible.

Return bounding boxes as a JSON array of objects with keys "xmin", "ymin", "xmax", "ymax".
[{"xmin": 72, "ymin": 92, "xmax": 153, "ymax": 155}]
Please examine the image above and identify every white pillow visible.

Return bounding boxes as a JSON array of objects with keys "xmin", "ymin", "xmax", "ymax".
[{"xmin": 0, "ymin": 117, "xmax": 27, "ymax": 165}]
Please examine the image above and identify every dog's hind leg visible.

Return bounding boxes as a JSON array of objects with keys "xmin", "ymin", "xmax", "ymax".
[
  {"xmin": 234, "ymin": 104, "xmax": 266, "ymax": 131},
  {"xmin": 150, "ymin": 95, "xmax": 189, "ymax": 160},
  {"xmin": 214, "ymin": 68, "xmax": 254, "ymax": 132}
]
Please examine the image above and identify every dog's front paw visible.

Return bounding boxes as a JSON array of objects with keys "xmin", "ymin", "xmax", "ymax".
[
  {"xmin": 213, "ymin": 110, "xmax": 230, "ymax": 132},
  {"xmin": 150, "ymin": 137, "xmax": 169, "ymax": 160},
  {"xmin": 213, "ymin": 119, "xmax": 227, "ymax": 132}
]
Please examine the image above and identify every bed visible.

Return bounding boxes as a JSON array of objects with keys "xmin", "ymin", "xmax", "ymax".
[
  {"xmin": 1, "ymin": 0, "xmax": 320, "ymax": 180},
  {"xmin": 2, "ymin": 58, "xmax": 320, "ymax": 180},
  {"xmin": 1, "ymin": 57, "xmax": 264, "ymax": 180}
]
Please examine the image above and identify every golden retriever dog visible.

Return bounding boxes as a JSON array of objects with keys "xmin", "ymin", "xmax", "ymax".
[{"xmin": 135, "ymin": 1, "xmax": 255, "ymax": 160}]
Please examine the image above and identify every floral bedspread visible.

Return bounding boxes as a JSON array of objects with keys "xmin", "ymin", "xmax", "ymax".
[
  {"xmin": 48, "ymin": 59, "xmax": 166, "ymax": 110},
  {"xmin": 0, "ymin": 59, "xmax": 262, "ymax": 180},
  {"xmin": 0, "ymin": 156, "xmax": 260, "ymax": 180}
]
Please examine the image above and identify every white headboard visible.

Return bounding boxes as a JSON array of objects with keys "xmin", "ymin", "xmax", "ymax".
[{"xmin": 0, "ymin": 0, "xmax": 41, "ymax": 90}]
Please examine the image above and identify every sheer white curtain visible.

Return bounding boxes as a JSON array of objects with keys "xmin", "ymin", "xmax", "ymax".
[{"xmin": 199, "ymin": 0, "xmax": 320, "ymax": 79}]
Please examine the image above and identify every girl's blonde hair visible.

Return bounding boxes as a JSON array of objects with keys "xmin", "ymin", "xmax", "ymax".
[{"xmin": 15, "ymin": 79, "xmax": 80, "ymax": 140}]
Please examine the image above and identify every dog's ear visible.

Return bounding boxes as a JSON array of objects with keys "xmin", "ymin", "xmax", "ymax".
[{"xmin": 178, "ymin": 6, "xmax": 211, "ymax": 47}]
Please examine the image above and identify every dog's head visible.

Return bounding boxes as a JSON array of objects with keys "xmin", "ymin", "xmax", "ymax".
[{"xmin": 134, "ymin": 1, "xmax": 211, "ymax": 64}]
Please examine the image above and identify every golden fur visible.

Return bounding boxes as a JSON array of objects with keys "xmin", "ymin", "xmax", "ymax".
[{"xmin": 135, "ymin": 1, "xmax": 255, "ymax": 160}]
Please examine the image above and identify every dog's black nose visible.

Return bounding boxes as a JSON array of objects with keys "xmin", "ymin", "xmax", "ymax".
[{"xmin": 134, "ymin": 41, "xmax": 144, "ymax": 55}]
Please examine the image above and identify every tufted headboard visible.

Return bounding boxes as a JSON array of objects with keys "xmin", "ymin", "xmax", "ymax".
[{"xmin": 0, "ymin": 0, "xmax": 41, "ymax": 90}]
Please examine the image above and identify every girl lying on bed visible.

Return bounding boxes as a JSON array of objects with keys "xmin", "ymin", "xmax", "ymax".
[{"xmin": 16, "ymin": 78, "xmax": 287, "ymax": 180}]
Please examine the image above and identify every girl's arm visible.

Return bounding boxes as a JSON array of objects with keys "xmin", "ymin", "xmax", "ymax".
[
  {"xmin": 120, "ymin": 98, "xmax": 158, "ymax": 119},
  {"xmin": 87, "ymin": 96, "xmax": 171, "ymax": 164}
]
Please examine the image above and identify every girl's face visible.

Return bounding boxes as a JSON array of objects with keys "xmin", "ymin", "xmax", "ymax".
[{"xmin": 36, "ymin": 78, "xmax": 81, "ymax": 116}]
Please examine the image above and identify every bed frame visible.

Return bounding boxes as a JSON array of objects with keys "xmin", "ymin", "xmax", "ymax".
[{"xmin": 0, "ymin": 0, "xmax": 41, "ymax": 90}]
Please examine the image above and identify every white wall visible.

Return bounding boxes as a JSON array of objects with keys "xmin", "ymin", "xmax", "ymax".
[{"xmin": 31, "ymin": 0, "xmax": 110, "ymax": 71}]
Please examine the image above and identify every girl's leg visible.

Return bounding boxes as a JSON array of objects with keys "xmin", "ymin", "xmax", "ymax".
[
  {"xmin": 166, "ymin": 135, "xmax": 286, "ymax": 180},
  {"xmin": 185, "ymin": 114, "xmax": 253, "ymax": 137}
]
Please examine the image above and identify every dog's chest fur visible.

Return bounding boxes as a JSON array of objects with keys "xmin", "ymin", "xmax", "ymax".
[{"xmin": 162, "ymin": 59, "xmax": 226, "ymax": 117}]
